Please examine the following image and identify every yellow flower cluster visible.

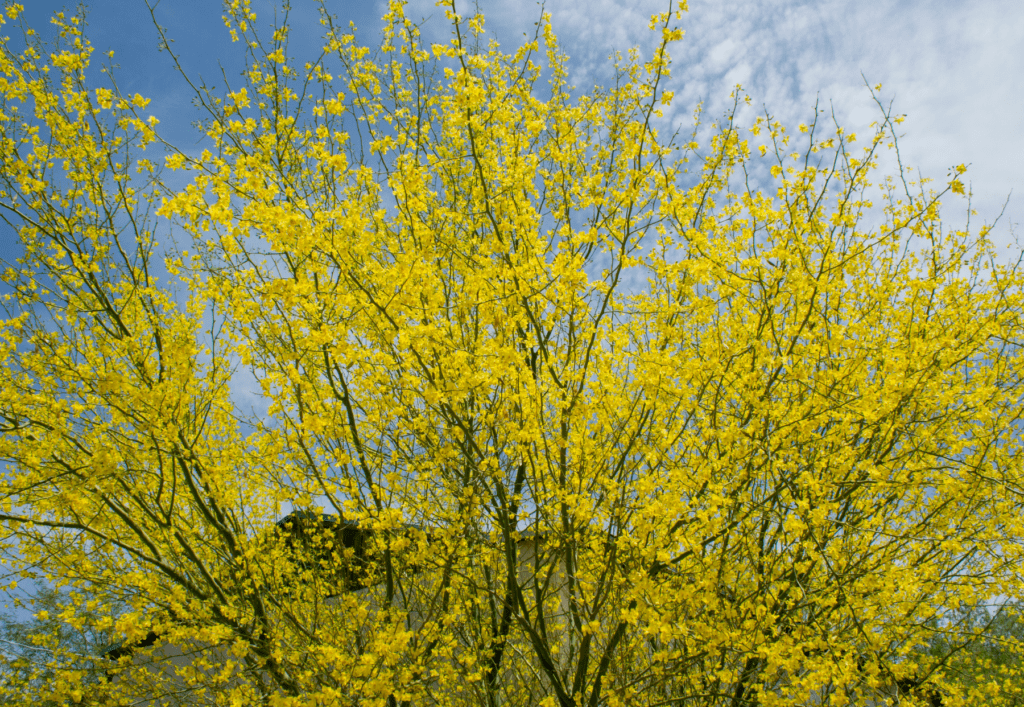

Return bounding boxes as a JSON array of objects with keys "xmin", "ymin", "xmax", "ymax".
[{"xmin": 0, "ymin": 1, "xmax": 1022, "ymax": 706}]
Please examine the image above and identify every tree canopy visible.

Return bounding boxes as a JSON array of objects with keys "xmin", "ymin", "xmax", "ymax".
[{"xmin": 0, "ymin": 1, "xmax": 1022, "ymax": 705}]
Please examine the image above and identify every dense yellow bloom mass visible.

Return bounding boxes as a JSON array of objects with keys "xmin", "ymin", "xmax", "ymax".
[{"xmin": 0, "ymin": 1, "xmax": 1022, "ymax": 705}]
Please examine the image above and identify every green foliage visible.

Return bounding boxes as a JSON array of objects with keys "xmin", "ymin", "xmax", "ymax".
[
  {"xmin": 923, "ymin": 601, "xmax": 1024, "ymax": 704},
  {"xmin": 0, "ymin": 585, "xmax": 122, "ymax": 704}
]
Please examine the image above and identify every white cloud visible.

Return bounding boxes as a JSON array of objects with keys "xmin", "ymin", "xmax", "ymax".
[
  {"xmin": 16, "ymin": 0, "xmax": 1023, "ymax": 249},
  {"xmin": 396, "ymin": 0, "xmax": 1023, "ymax": 244}
]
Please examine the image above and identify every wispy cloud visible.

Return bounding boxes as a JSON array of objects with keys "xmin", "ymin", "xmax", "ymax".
[
  {"xmin": 12, "ymin": 0, "xmax": 1023, "ymax": 252},
  {"xmin": 401, "ymin": 0, "xmax": 1024, "ymax": 243}
]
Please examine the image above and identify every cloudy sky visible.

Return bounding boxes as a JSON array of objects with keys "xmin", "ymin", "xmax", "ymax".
[{"xmin": 7, "ymin": 0, "xmax": 1023, "ymax": 263}]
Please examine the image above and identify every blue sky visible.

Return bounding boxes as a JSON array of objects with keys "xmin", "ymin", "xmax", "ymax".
[{"xmin": 4, "ymin": 0, "xmax": 1023, "ymax": 263}]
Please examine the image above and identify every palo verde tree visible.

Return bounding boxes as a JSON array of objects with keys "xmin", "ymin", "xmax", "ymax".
[{"xmin": 0, "ymin": 0, "xmax": 1023, "ymax": 705}]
